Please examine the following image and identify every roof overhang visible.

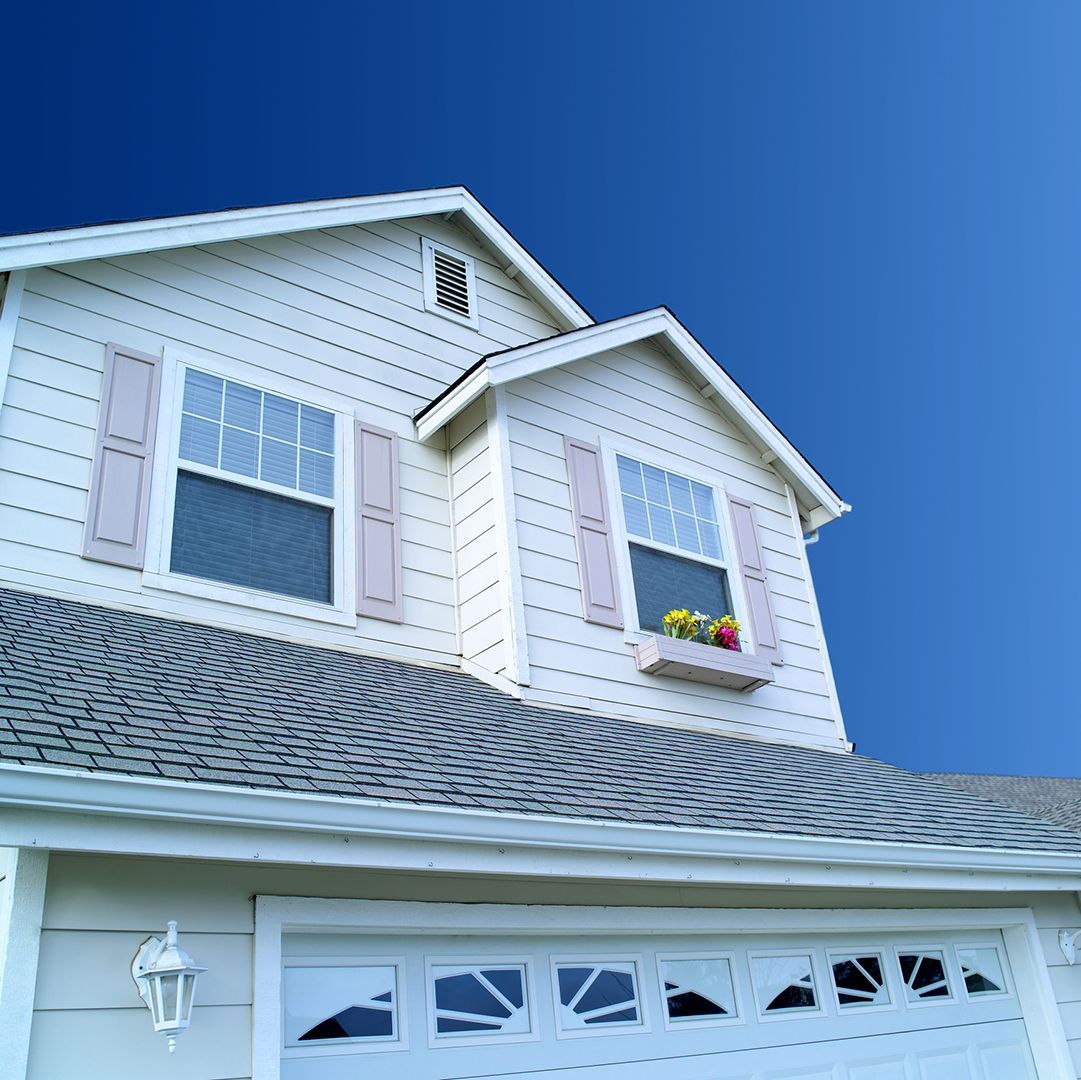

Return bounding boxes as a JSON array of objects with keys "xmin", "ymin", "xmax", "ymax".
[
  {"xmin": 3, "ymin": 764, "xmax": 1079, "ymax": 892},
  {"xmin": 416, "ymin": 308, "xmax": 849, "ymax": 527},
  {"xmin": 0, "ymin": 186, "xmax": 591, "ymax": 332}
]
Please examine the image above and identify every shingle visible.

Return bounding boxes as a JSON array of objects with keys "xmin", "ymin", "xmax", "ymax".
[{"xmin": 0, "ymin": 587, "xmax": 1078, "ymax": 854}]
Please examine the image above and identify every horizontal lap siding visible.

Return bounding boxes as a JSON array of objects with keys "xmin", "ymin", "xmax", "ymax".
[
  {"xmin": 0, "ymin": 216, "xmax": 558, "ymax": 667},
  {"xmin": 33, "ymin": 854, "xmax": 1078, "ymax": 1080},
  {"xmin": 448, "ymin": 400, "xmax": 506, "ymax": 674},
  {"xmin": 505, "ymin": 344, "xmax": 845, "ymax": 748}
]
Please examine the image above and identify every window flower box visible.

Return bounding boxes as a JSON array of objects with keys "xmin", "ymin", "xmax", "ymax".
[{"xmin": 633, "ymin": 633, "xmax": 775, "ymax": 692}]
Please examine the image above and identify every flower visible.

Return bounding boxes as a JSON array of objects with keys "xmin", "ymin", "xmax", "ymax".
[
  {"xmin": 662, "ymin": 608, "xmax": 701, "ymax": 640},
  {"xmin": 707, "ymin": 614, "xmax": 742, "ymax": 651}
]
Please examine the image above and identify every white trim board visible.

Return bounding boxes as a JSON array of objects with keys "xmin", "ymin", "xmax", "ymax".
[
  {"xmin": 414, "ymin": 308, "xmax": 849, "ymax": 528},
  {"xmin": 250, "ymin": 898, "xmax": 1074, "ymax": 1080},
  {"xmin": 0, "ymin": 187, "xmax": 591, "ymax": 332},
  {"xmin": 4, "ymin": 765, "xmax": 1081, "ymax": 892},
  {"xmin": 0, "ymin": 270, "xmax": 26, "ymax": 416}
]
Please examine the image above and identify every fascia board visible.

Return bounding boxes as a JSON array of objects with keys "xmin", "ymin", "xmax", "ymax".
[{"xmin": 3, "ymin": 764, "xmax": 1081, "ymax": 891}]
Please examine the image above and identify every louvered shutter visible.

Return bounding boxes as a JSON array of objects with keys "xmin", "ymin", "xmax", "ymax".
[
  {"xmin": 82, "ymin": 343, "xmax": 162, "ymax": 568},
  {"xmin": 727, "ymin": 495, "xmax": 782, "ymax": 664},
  {"xmin": 355, "ymin": 421, "xmax": 403, "ymax": 622},
  {"xmin": 564, "ymin": 437, "xmax": 623, "ymax": 628}
]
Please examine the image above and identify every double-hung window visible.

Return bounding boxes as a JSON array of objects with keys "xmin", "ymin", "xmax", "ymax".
[
  {"xmin": 169, "ymin": 367, "xmax": 337, "ymax": 605},
  {"xmin": 615, "ymin": 455, "xmax": 735, "ymax": 635}
]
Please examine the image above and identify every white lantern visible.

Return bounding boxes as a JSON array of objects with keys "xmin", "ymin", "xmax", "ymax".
[{"xmin": 131, "ymin": 920, "xmax": 207, "ymax": 1053}]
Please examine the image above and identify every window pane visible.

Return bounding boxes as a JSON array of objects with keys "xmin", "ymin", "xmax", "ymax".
[
  {"xmin": 642, "ymin": 464, "xmax": 669, "ymax": 506},
  {"xmin": 178, "ymin": 414, "xmax": 220, "ymax": 468},
  {"xmin": 699, "ymin": 520, "xmax": 722, "ymax": 560},
  {"xmin": 299, "ymin": 450, "xmax": 334, "ymax": 499},
  {"xmin": 260, "ymin": 437, "xmax": 298, "ymax": 488},
  {"xmin": 673, "ymin": 511, "xmax": 701, "ymax": 554},
  {"xmin": 831, "ymin": 954, "xmax": 890, "ymax": 1007},
  {"xmin": 691, "ymin": 481, "xmax": 717, "ymax": 521},
  {"xmin": 661, "ymin": 958, "xmax": 736, "ymax": 1022},
  {"xmin": 171, "ymin": 471, "xmax": 332, "ymax": 603},
  {"xmin": 223, "ymin": 381, "xmax": 261, "ymax": 432},
  {"xmin": 667, "ymin": 474, "xmax": 694, "ymax": 515},
  {"xmin": 957, "ymin": 947, "xmax": 1006, "ymax": 996},
  {"xmin": 751, "ymin": 955, "xmax": 818, "ymax": 1014},
  {"xmin": 220, "ymin": 426, "xmax": 259, "ymax": 479},
  {"xmin": 647, "ymin": 501, "xmax": 677, "ymax": 546},
  {"xmin": 622, "ymin": 494, "xmax": 651, "ymax": 540},
  {"xmin": 263, "ymin": 392, "xmax": 299, "ymax": 442},
  {"xmin": 300, "ymin": 405, "xmax": 335, "ymax": 453},
  {"xmin": 431, "ymin": 965, "xmax": 530, "ymax": 1038},
  {"xmin": 616, "ymin": 455, "xmax": 644, "ymax": 499},
  {"xmin": 283, "ymin": 965, "xmax": 397, "ymax": 1046},
  {"xmin": 555, "ymin": 963, "xmax": 641, "ymax": 1030},
  {"xmin": 182, "ymin": 369, "xmax": 222, "ymax": 420},
  {"xmin": 629, "ymin": 543, "xmax": 731, "ymax": 633},
  {"xmin": 898, "ymin": 951, "xmax": 951, "ymax": 1002}
]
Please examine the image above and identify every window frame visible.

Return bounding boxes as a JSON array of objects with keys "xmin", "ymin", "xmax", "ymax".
[
  {"xmin": 953, "ymin": 940, "xmax": 1013, "ymax": 1001},
  {"xmin": 143, "ymin": 348, "xmax": 356, "ymax": 626},
  {"xmin": 825, "ymin": 947, "xmax": 898, "ymax": 1014},
  {"xmin": 549, "ymin": 954, "xmax": 651, "ymax": 1040},
  {"xmin": 280, "ymin": 953, "xmax": 409, "ymax": 1059},
  {"xmin": 421, "ymin": 237, "xmax": 480, "ymax": 330},
  {"xmin": 423, "ymin": 954, "xmax": 540, "ymax": 1049},
  {"xmin": 746, "ymin": 948, "xmax": 828, "ymax": 1022},
  {"xmin": 601, "ymin": 439, "xmax": 751, "ymax": 649},
  {"xmin": 654, "ymin": 950, "xmax": 745, "ymax": 1032}
]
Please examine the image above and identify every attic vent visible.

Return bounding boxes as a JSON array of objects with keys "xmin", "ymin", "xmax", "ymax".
[{"xmin": 422, "ymin": 238, "xmax": 479, "ymax": 329}]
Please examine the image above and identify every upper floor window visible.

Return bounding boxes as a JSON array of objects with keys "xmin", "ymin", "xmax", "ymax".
[
  {"xmin": 170, "ymin": 367, "xmax": 337, "ymax": 604},
  {"xmin": 615, "ymin": 455, "xmax": 734, "ymax": 635}
]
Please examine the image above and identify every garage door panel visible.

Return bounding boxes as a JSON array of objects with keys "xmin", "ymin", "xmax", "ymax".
[{"xmin": 279, "ymin": 929, "xmax": 1036, "ymax": 1080}]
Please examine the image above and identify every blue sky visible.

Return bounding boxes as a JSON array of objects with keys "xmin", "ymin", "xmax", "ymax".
[{"xmin": 5, "ymin": 1, "xmax": 1079, "ymax": 775}]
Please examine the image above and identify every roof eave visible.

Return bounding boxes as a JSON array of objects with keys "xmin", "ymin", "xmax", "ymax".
[
  {"xmin": 0, "ymin": 186, "xmax": 592, "ymax": 332},
  {"xmin": 416, "ymin": 308, "xmax": 848, "ymax": 525}
]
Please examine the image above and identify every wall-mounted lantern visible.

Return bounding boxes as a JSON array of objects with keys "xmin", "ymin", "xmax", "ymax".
[{"xmin": 131, "ymin": 920, "xmax": 207, "ymax": 1053}]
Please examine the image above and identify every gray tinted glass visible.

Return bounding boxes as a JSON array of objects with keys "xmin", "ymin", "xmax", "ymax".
[{"xmin": 629, "ymin": 543, "xmax": 732, "ymax": 633}]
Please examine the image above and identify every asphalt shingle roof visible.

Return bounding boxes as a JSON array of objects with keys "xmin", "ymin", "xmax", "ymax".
[
  {"xmin": 926, "ymin": 772, "xmax": 1081, "ymax": 835},
  {"xmin": 1, "ymin": 587, "xmax": 1079, "ymax": 853}
]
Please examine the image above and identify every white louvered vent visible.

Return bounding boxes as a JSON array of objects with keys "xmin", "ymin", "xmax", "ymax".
[{"xmin": 422, "ymin": 238, "xmax": 479, "ymax": 329}]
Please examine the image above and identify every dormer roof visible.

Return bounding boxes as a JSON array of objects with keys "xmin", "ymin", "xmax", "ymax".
[{"xmin": 415, "ymin": 307, "xmax": 849, "ymax": 528}]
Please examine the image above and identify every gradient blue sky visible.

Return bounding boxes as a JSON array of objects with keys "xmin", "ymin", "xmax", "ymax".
[{"xmin": 4, "ymin": 2, "xmax": 1079, "ymax": 775}]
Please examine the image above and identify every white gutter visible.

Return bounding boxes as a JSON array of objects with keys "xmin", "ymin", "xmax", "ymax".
[{"xmin": 2, "ymin": 765, "xmax": 1079, "ymax": 892}]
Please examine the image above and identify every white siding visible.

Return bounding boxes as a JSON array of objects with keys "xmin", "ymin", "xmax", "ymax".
[
  {"xmin": 504, "ymin": 341, "xmax": 846, "ymax": 748},
  {"xmin": 448, "ymin": 398, "xmax": 507, "ymax": 678},
  {"xmin": 0, "ymin": 215, "xmax": 559, "ymax": 667},
  {"xmin": 27, "ymin": 853, "xmax": 1081, "ymax": 1080}
]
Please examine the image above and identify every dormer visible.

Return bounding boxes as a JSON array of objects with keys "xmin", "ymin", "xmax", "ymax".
[{"xmin": 418, "ymin": 309, "xmax": 851, "ymax": 751}]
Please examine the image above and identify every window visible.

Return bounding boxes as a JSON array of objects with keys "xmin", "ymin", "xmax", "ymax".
[
  {"xmin": 615, "ymin": 455, "xmax": 733, "ymax": 635},
  {"xmin": 430, "ymin": 964, "xmax": 531, "ymax": 1037},
  {"xmin": 170, "ymin": 367, "xmax": 337, "ymax": 604},
  {"xmin": 956, "ymin": 945, "xmax": 1007, "ymax": 997},
  {"xmin": 554, "ymin": 961, "xmax": 643, "ymax": 1032},
  {"xmin": 829, "ymin": 952, "xmax": 891, "ymax": 1008},
  {"xmin": 750, "ymin": 954, "xmax": 820, "ymax": 1017},
  {"xmin": 897, "ymin": 950, "xmax": 952, "ymax": 1003},
  {"xmin": 283, "ymin": 964, "xmax": 399, "ymax": 1047},
  {"xmin": 658, "ymin": 956, "xmax": 738, "ymax": 1025},
  {"xmin": 422, "ymin": 238, "xmax": 479, "ymax": 329}
]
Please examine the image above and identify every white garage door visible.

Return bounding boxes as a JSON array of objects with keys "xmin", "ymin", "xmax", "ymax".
[{"xmin": 279, "ymin": 928, "xmax": 1035, "ymax": 1079}]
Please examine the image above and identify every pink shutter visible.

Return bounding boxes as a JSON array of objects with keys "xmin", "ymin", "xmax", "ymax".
[
  {"xmin": 82, "ymin": 343, "xmax": 162, "ymax": 568},
  {"xmin": 564, "ymin": 437, "xmax": 623, "ymax": 629},
  {"xmin": 356, "ymin": 421, "xmax": 403, "ymax": 622},
  {"xmin": 727, "ymin": 495, "xmax": 782, "ymax": 664}
]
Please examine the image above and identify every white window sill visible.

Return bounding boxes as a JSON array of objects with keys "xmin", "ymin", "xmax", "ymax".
[
  {"xmin": 142, "ymin": 571, "xmax": 356, "ymax": 628},
  {"xmin": 633, "ymin": 634, "xmax": 775, "ymax": 692}
]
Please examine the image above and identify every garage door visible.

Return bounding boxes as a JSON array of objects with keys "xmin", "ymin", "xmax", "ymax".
[{"xmin": 279, "ymin": 927, "xmax": 1035, "ymax": 1079}]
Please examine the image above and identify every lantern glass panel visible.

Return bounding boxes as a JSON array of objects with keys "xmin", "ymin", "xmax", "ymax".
[
  {"xmin": 181, "ymin": 972, "xmax": 196, "ymax": 1022},
  {"xmin": 161, "ymin": 973, "xmax": 180, "ymax": 1022}
]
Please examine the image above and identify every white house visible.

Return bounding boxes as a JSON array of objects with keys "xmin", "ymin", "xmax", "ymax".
[{"xmin": 0, "ymin": 186, "xmax": 1079, "ymax": 1079}]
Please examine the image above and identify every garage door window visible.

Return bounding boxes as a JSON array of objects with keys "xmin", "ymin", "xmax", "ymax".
[
  {"xmin": 431, "ymin": 964, "xmax": 531, "ymax": 1037},
  {"xmin": 898, "ymin": 950, "xmax": 953, "ymax": 1003},
  {"xmin": 957, "ymin": 945, "xmax": 1007, "ymax": 997},
  {"xmin": 283, "ymin": 963, "xmax": 399, "ymax": 1047},
  {"xmin": 829, "ymin": 952, "xmax": 891, "ymax": 1008},
  {"xmin": 658, "ymin": 955, "xmax": 739, "ymax": 1026},
  {"xmin": 555, "ymin": 961, "xmax": 643, "ymax": 1032},
  {"xmin": 750, "ymin": 953, "xmax": 820, "ymax": 1017}
]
